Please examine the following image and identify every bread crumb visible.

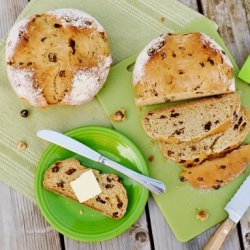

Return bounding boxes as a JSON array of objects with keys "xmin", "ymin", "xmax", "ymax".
[
  {"xmin": 196, "ymin": 209, "xmax": 209, "ymax": 221},
  {"xmin": 16, "ymin": 141, "xmax": 27, "ymax": 151},
  {"xmin": 79, "ymin": 209, "xmax": 84, "ymax": 215},
  {"xmin": 109, "ymin": 108, "xmax": 127, "ymax": 122},
  {"xmin": 160, "ymin": 17, "xmax": 165, "ymax": 23}
]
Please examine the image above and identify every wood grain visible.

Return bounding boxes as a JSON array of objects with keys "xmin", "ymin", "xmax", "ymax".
[
  {"xmin": 63, "ymin": 211, "xmax": 152, "ymax": 250},
  {"xmin": 0, "ymin": 0, "xmax": 27, "ymax": 37},
  {"xmin": 0, "ymin": 181, "xmax": 61, "ymax": 250},
  {"xmin": 200, "ymin": 0, "xmax": 250, "ymax": 66},
  {"xmin": 147, "ymin": 197, "xmax": 241, "ymax": 250},
  {"xmin": 240, "ymin": 209, "xmax": 250, "ymax": 250}
]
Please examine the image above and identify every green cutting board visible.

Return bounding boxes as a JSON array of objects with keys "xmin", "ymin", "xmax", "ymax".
[{"xmin": 97, "ymin": 17, "xmax": 250, "ymax": 242}]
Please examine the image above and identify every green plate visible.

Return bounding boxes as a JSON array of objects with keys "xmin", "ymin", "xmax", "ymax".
[{"xmin": 35, "ymin": 126, "xmax": 149, "ymax": 242}]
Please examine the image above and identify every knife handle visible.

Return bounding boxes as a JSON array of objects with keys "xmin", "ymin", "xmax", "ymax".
[{"xmin": 203, "ymin": 218, "xmax": 236, "ymax": 250}]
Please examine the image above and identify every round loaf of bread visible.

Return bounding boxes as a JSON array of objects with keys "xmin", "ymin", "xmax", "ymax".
[
  {"xmin": 133, "ymin": 32, "xmax": 235, "ymax": 106},
  {"xmin": 5, "ymin": 9, "xmax": 112, "ymax": 107}
]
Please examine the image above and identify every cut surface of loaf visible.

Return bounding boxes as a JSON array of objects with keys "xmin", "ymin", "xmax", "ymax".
[
  {"xmin": 133, "ymin": 32, "xmax": 235, "ymax": 106},
  {"xmin": 160, "ymin": 107, "xmax": 250, "ymax": 167},
  {"xmin": 180, "ymin": 145, "xmax": 250, "ymax": 189},
  {"xmin": 143, "ymin": 93, "xmax": 240, "ymax": 143},
  {"xmin": 43, "ymin": 158, "xmax": 128, "ymax": 220},
  {"xmin": 6, "ymin": 9, "xmax": 112, "ymax": 107}
]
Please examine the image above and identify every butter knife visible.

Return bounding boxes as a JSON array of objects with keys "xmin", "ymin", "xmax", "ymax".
[{"xmin": 37, "ymin": 129, "xmax": 166, "ymax": 195}]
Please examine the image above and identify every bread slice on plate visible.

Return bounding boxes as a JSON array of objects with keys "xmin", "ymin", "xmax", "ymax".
[
  {"xmin": 142, "ymin": 93, "xmax": 240, "ymax": 143},
  {"xmin": 160, "ymin": 107, "xmax": 250, "ymax": 167},
  {"xmin": 43, "ymin": 158, "xmax": 128, "ymax": 220},
  {"xmin": 180, "ymin": 144, "xmax": 250, "ymax": 190},
  {"xmin": 133, "ymin": 32, "xmax": 235, "ymax": 106}
]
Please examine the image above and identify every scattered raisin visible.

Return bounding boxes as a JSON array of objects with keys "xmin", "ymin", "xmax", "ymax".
[
  {"xmin": 55, "ymin": 161, "xmax": 62, "ymax": 166},
  {"xmin": 197, "ymin": 177, "xmax": 204, "ymax": 181},
  {"xmin": 84, "ymin": 20, "xmax": 92, "ymax": 25},
  {"xmin": 54, "ymin": 23, "xmax": 62, "ymax": 28},
  {"xmin": 7, "ymin": 61, "xmax": 13, "ymax": 65},
  {"xmin": 204, "ymin": 121, "xmax": 212, "ymax": 131},
  {"xmin": 215, "ymin": 120, "xmax": 219, "ymax": 124},
  {"xmin": 59, "ymin": 70, "xmax": 66, "ymax": 77},
  {"xmin": 191, "ymin": 146, "xmax": 197, "ymax": 151},
  {"xmin": 180, "ymin": 176, "xmax": 187, "ymax": 182},
  {"xmin": 20, "ymin": 109, "xmax": 29, "ymax": 118},
  {"xmin": 160, "ymin": 115, "xmax": 166, "ymax": 119},
  {"xmin": 216, "ymin": 179, "xmax": 223, "ymax": 183},
  {"xmin": 27, "ymin": 62, "xmax": 32, "ymax": 66},
  {"xmin": 179, "ymin": 159, "xmax": 186, "ymax": 164},
  {"xmin": 186, "ymin": 164, "xmax": 193, "ymax": 168},
  {"xmin": 160, "ymin": 52, "xmax": 166, "ymax": 59},
  {"xmin": 48, "ymin": 53, "xmax": 57, "ymax": 62},
  {"xmin": 233, "ymin": 124, "xmax": 239, "ymax": 130},
  {"xmin": 96, "ymin": 196, "xmax": 106, "ymax": 204},
  {"xmin": 213, "ymin": 185, "xmax": 221, "ymax": 190},
  {"xmin": 172, "ymin": 51, "xmax": 176, "ymax": 57},
  {"xmin": 65, "ymin": 168, "xmax": 76, "ymax": 175},
  {"xmin": 238, "ymin": 116, "xmax": 243, "ymax": 125},
  {"xmin": 147, "ymin": 47, "xmax": 155, "ymax": 56},
  {"xmin": 194, "ymin": 158, "xmax": 200, "ymax": 163},
  {"xmin": 207, "ymin": 57, "xmax": 215, "ymax": 65},
  {"xmin": 52, "ymin": 166, "xmax": 59, "ymax": 173},
  {"xmin": 170, "ymin": 112, "xmax": 180, "ymax": 118},
  {"xmin": 178, "ymin": 70, "xmax": 184, "ymax": 75},
  {"xmin": 41, "ymin": 37, "xmax": 47, "ymax": 42},
  {"xmin": 69, "ymin": 39, "xmax": 76, "ymax": 54},
  {"xmin": 167, "ymin": 150, "xmax": 174, "ymax": 156},
  {"xmin": 105, "ymin": 184, "xmax": 114, "ymax": 189},
  {"xmin": 117, "ymin": 202, "xmax": 123, "ymax": 208},
  {"xmin": 57, "ymin": 180, "xmax": 64, "ymax": 188},
  {"xmin": 113, "ymin": 212, "xmax": 119, "ymax": 218},
  {"xmin": 199, "ymin": 62, "xmax": 205, "ymax": 67}
]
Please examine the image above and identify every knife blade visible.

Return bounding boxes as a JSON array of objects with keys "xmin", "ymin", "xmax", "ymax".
[
  {"xmin": 37, "ymin": 129, "xmax": 166, "ymax": 195},
  {"xmin": 204, "ymin": 174, "xmax": 250, "ymax": 250}
]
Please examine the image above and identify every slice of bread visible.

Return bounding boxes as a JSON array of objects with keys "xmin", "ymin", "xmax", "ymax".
[
  {"xmin": 133, "ymin": 32, "xmax": 235, "ymax": 106},
  {"xmin": 43, "ymin": 158, "xmax": 128, "ymax": 220},
  {"xmin": 160, "ymin": 107, "xmax": 250, "ymax": 167},
  {"xmin": 142, "ymin": 93, "xmax": 240, "ymax": 143},
  {"xmin": 180, "ymin": 145, "xmax": 250, "ymax": 189}
]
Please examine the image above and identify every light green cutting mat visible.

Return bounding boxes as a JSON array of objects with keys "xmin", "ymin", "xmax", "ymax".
[{"xmin": 97, "ymin": 17, "xmax": 250, "ymax": 242}]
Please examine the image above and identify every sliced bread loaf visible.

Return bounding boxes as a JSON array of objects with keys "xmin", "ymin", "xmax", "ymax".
[
  {"xmin": 43, "ymin": 158, "xmax": 128, "ymax": 220},
  {"xmin": 160, "ymin": 107, "xmax": 250, "ymax": 167},
  {"xmin": 142, "ymin": 93, "xmax": 240, "ymax": 143},
  {"xmin": 180, "ymin": 144, "xmax": 250, "ymax": 189},
  {"xmin": 133, "ymin": 32, "xmax": 235, "ymax": 106}
]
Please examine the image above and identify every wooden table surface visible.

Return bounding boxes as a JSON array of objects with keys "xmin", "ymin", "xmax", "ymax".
[{"xmin": 0, "ymin": 0, "xmax": 250, "ymax": 249}]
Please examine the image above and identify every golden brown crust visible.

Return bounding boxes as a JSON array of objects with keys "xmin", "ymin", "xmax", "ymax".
[
  {"xmin": 6, "ymin": 10, "xmax": 111, "ymax": 107},
  {"xmin": 180, "ymin": 145, "xmax": 250, "ymax": 189},
  {"xmin": 133, "ymin": 32, "xmax": 234, "ymax": 106}
]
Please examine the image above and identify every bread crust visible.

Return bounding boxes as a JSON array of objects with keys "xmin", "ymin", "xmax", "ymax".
[
  {"xmin": 6, "ymin": 9, "xmax": 112, "ymax": 107},
  {"xmin": 180, "ymin": 145, "xmax": 250, "ymax": 189},
  {"xmin": 133, "ymin": 32, "xmax": 235, "ymax": 106}
]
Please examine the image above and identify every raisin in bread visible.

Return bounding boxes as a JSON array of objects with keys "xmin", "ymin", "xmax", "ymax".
[
  {"xmin": 160, "ymin": 107, "xmax": 250, "ymax": 167},
  {"xmin": 180, "ymin": 145, "xmax": 250, "ymax": 189},
  {"xmin": 133, "ymin": 32, "xmax": 235, "ymax": 106},
  {"xmin": 43, "ymin": 158, "xmax": 128, "ymax": 220},
  {"xmin": 6, "ymin": 9, "xmax": 112, "ymax": 107},
  {"xmin": 142, "ymin": 93, "xmax": 240, "ymax": 143}
]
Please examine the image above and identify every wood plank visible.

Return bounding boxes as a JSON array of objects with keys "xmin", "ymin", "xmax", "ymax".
[
  {"xmin": 64, "ymin": 210, "xmax": 152, "ymax": 250},
  {"xmin": 0, "ymin": 0, "xmax": 28, "ymax": 37},
  {"xmin": 240, "ymin": 209, "xmax": 250, "ymax": 250},
  {"xmin": 0, "ymin": 1, "xmax": 62, "ymax": 249},
  {"xmin": 148, "ymin": 198, "xmax": 240, "ymax": 250},
  {"xmin": 178, "ymin": 0, "xmax": 199, "ymax": 11},
  {"xmin": 0, "ymin": 181, "xmax": 61, "ymax": 250},
  {"xmin": 200, "ymin": 0, "xmax": 250, "ymax": 66}
]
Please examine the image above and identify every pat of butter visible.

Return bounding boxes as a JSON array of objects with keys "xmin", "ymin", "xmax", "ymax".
[{"xmin": 70, "ymin": 170, "xmax": 102, "ymax": 203}]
